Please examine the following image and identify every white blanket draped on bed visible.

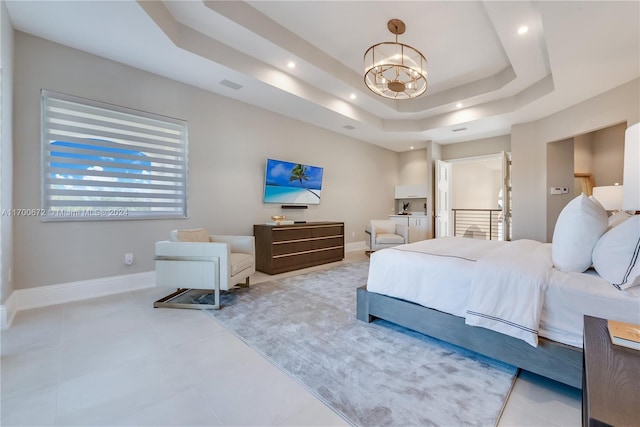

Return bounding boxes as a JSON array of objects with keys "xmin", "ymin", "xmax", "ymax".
[
  {"xmin": 465, "ymin": 239, "xmax": 552, "ymax": 347},
  {"xmin": 367, "ymin": 237, "xmax": 505, "ymax": 318}
]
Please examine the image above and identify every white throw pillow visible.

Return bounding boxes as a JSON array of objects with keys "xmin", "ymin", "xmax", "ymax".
[
  {"xmin": 608, "ymin": 211, "xmax": 631, "ymax": 229},
  {"xmin": 371, "ymin": 220, "xmax": 396, "ymax": 234},
  {"xmin": 593, "ymin": 215, "xmax": 640, "ymax": 290},
  {"xmin": 552, "ymin": 194, "xmax": 608, "ymax": 272},
  {"xmin": 174, "ymin": 228, "xmax": 210, "ymax": 242}
]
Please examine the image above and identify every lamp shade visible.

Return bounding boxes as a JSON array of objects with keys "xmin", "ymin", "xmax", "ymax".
[
  {"xmin": 593, "ymin": 185, "xmax": 623, "ymax": 211},
  {"xmin": 623, "ymin": 122, "xmax": 640, "ymax": 211}
]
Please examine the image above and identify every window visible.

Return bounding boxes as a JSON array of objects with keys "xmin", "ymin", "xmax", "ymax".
[{"xmin": 41, "ymin": 90, "xmax": 188, "ymax": 221}]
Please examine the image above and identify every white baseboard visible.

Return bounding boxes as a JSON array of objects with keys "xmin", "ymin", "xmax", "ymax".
[
  {"xmin": 0, "ymin": 271, "xmax": 156, "ymax": 330},
  {"xmin": 345, "ymin": 241, "xmax": 367, "ymax": 253}
]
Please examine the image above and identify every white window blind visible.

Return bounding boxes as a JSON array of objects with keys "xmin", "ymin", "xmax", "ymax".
[{"xmin": 41, "ymin": 90, "xmax": 188, "ymax": 221}]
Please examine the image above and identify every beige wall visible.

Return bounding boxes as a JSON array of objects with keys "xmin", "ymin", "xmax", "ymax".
[
  {"xmin": 574, "ymin": 133, "xmax": 593, "ymax": 176},
  {"xmin": 591, "ymin": 122, "xmax": 626, "ymax": 186},
  {"xmin": 574, "ymin": 123, "xmax": 626, "ymax": 188},
  {"xmin": 546, "ymin": 138, "xmax": 574, "ymax": 242},
  {"xmin": 512, "ymin": 78, "xmax": 640, "ymax": 242},
  {"xmin": 441, "ymin": 135, "xmax": 511, "ymax": 160},
  {"xmin": 1, "ymin": 2, "xmax": 14, "ymax": 305},
  {"xmin": 451, "ymin": 162, "xmax": 501, "ymax": 210},
  {"xmin": 12, "ymin": 32, "xmax": 398, "ymax": 290},
  {"xmin": 398, "ymin": 149, "xmax": 428, "ymax": 184}
]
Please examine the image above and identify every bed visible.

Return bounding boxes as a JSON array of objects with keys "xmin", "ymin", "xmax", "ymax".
[{"xmin": 356, "ymin": 235, "xmax": 640, "ymax": 389}]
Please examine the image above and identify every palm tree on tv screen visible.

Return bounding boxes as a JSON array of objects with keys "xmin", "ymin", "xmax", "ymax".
[{"xmin": 289, "ymin": 164, "xmax": 320, "ymax": 200}]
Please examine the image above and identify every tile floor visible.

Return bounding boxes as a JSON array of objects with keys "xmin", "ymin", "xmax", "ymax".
[{"xmin": 1, "ymin": 251, "xmax": 581, "ymax": 426}]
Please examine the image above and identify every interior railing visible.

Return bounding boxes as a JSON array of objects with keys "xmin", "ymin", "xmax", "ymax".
[{"xmin": 452, "ymin": 209, "xmax": 503, "ymax": 240}]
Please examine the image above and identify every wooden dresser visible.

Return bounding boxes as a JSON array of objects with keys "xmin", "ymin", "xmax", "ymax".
[
  {"xmin": 582, "ymin": 315, "xmax": 640, "ymax": 426},
  {"xmin": 253, "ymin": 221, "xmax": 344, "ymax": 274}
]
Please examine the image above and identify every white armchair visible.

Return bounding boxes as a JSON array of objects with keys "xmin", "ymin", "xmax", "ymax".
[
  {"xmin": 365, "ymin": 219, "xmax": 408, "ymax": 252},
  {"xmin": 154, "ymin": 228, "xmax": 255, "ymax": 309}
]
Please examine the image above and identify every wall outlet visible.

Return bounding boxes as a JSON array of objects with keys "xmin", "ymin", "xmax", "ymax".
[
  {"xmin": 351, "ymin": 231, "xmax": 355, "ymax": 238},
  {"xmin": 561, "ymin": 187, "xmax": 569, "ymax": 194},
  {"xmin": 124, "ymin": 253, "xmax": 134, "ymax": 266},
  {"xmin": 550, "ymin": 187, "xmax": 562, "ymax": 195}
]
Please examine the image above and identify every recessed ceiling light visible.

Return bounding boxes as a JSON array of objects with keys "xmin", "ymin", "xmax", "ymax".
[
  {"xmin": 287, "ymin": 61, "xmax": 296, "ymax": 68},
  {"xmin": 518, "ymin": 26, "xmax": 529, "ymax": 35},
  {"xmin": 456, "ymin": 103, "xmax": 463, "ymax": 109},
  {"xmin": 349, "ymin": 93, "xmax": 357, "ymax": 100},
  {"xmin": 410, "ymin": 146, "xmax": 414, "ymax": 150}
]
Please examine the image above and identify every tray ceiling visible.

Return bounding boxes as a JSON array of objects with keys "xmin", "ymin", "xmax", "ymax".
[{"xmin": 6, "ymin": 1, "xmax": 639, "ymax": 151}]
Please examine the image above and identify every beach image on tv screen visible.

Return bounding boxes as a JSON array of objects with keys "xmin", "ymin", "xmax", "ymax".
[{"xmin": 264, "ymin": 159, "xmax": 323, "ymax": 204}]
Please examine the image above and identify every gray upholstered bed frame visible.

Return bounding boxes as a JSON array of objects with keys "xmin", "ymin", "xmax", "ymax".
[{"xmin": 356, "ymin": 286, "xmax": 583, "ymax": 389}]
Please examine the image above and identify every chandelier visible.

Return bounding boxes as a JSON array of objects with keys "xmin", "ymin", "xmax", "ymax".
[{"xmin": 364, "ymin": 19, "xmax": 428, "ymax": 100}]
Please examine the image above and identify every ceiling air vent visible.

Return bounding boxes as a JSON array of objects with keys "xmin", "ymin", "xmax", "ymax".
[
  {"xmin": 219, "ymin": 79, "xmax": 243, "ymax": 90},
  {"xmin": 343, "ymin": 125, "xmax": 356, "ymax": 130},
  {"xmin": 452, "ymin": 127, "xmax": 467, "ymax": 132}
]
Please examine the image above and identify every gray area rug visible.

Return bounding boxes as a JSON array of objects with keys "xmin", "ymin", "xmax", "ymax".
[{"xmin": 207, "ymin": 260, "xmax": 517, "ymax": 427}]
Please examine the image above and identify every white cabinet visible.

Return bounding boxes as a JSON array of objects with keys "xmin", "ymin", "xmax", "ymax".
[
  {"xmin": 389, "ymin": 215, "xmax": 430, "ymax": 243},
  {"xmin": 409, "ymin": 216, "xmax": 429, "ymax": 242},
  {"xmin": 395, "ymin": 184, "xmax": 428, "ymax": 199}
]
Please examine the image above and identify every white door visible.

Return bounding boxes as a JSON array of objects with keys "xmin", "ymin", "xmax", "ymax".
[
  {"xmin": 500, "ymin": 151, "xmax": 512, "ymax": 241},
  {"xmin": 435, "ymin": 160, "xmax": 452, "ymax": 237}
]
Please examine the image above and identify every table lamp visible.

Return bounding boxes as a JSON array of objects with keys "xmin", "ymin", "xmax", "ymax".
[
  {"xmin": 623, "ymin": 122, "xmax": 640, "ymax": 212},
  {"xmin": 593, "ymin": 185, "xmax": 623, "ymax": 212}
]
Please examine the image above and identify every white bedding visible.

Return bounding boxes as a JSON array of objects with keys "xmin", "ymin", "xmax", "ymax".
[
  {"xmin": 367, "ymin": 237, "xmax": 505, "ymax": 318},
  {"xmin": 366, "ymin": 237, "xmax": 640, "ymax": 348},
  {"xmin": 466, "ymin": 239, "xmax": 552, "ymax": 347}
]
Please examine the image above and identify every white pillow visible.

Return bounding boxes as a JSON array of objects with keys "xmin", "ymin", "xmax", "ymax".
[
  {"xmin": 173, "ymin": 228, "xmax": 210, "ymax": 242},
  {"xmin": 607, "ymin": 211, "xmax": 631, "ymax": 229},
  {"xmin": 552, "ymin": 194, "xmax": 608, "ymax": 272},
  {"xmin": 593, "ymin": 215, "xmax": 640, "ymax": 290},
  {"xmin": 371, "ymin": 220, "xmax": 396, "ymax": 234}
]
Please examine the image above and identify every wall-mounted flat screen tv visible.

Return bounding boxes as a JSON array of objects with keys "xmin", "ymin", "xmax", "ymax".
[{"xmin": 263, "ymin": 158, "xmax": 323, "ymax": 205}]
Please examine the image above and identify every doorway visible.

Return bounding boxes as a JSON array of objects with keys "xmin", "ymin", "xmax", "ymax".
[
  {"xmin": 546, "ymin": 122, "xmax": 626, "ymax": 241},
  {"xmin": 435, "ymin": 152, "xmax": 511, "ymax": 241}
]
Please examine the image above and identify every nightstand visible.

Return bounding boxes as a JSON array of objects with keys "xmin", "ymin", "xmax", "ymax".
[{"xmin": 582, "ymin": 315, "xmax": 640, "ymax": 426}]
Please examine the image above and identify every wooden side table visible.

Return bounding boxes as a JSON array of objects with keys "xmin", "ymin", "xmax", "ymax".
[{"xmin": 582, "ymin": 315, "xmax": 640, "ymax": 426}]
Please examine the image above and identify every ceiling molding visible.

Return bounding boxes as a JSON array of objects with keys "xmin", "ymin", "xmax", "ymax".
[{"xmin": 6, "ymin": 0, "xmax": 638, "ymax": 152}]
